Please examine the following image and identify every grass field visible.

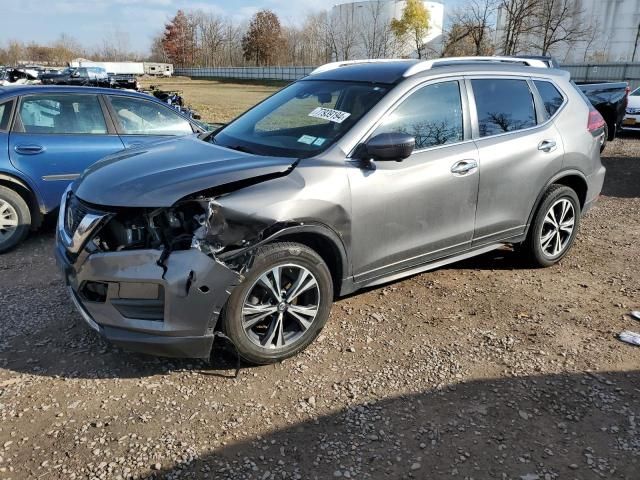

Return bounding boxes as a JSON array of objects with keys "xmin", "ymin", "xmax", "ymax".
[{"xmin": 139, "ymin": 76, "xmax": 281, "ymax": 124}]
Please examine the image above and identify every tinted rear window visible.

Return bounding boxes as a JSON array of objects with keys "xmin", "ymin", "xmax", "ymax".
[
  {"xmin": 472, "ymin": 79, "xmax": 537, "ymax": 137},
  {"xmin": 534, "ymin": 80, "xmax": 564, "ymax": 117}
]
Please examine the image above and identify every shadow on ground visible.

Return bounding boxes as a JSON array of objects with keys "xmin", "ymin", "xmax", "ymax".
[
  {"xmin": 156, "ymin": 370, "xmax": 640, "ymax": 479},
  {"xmin": 601, "ymin": 137, "xmax": 640, "ymax": 198}
]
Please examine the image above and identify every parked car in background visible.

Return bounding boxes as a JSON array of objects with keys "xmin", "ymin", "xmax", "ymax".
[
  {"xmin": 575, "ymin": 81, "xmax": 629, "ymax": 143},
  {"xmin": 39, "ymin": 67, "xmax": 75, "ymax": 85},
  {"xmin": 108, "ymin": 73, "xmax": 138, "ymax": 90},
  {"xmin": 621, "ymin": 86, "xmax": 640, "ymax": 131},
  {"xmin": 0, "ymin": 85, "xmax": 206, "ymax": 252},
  {"xmin": 56, "ymin": 57, "xmax": 606, "ymax": 364},
  {"xmin": 40, "ymin": 67, "xmax": 109, "ymax": 87}
]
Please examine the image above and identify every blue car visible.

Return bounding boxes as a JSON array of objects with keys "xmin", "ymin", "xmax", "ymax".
[{"xmin": 0, "ymin": 85, "xmax": 204, "ymax": 252}]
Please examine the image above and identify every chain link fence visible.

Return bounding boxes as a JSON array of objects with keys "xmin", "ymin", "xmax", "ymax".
[
  {"xmin": 175, "ymin": 63, "xmax": 640, "ymax": 90},
  {"xmin": 561, "ymin": 63, "xmax": 640, "ymax": 90},
  {"xmin": 174, "ymin": 66, "xmax": 315, "ymax": 81}
]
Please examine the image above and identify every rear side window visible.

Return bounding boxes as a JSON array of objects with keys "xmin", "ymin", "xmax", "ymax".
[
  {"xmin": 109, "ymin": 96, "xmax": 193, "ymax": 136},
  {"xmin": 534, "ymin": 81, "xmax": 564, "ymax": 117},
  {"xmin": 372, "ymin": 81, "xmax": 464, "ymax": 149},
  {"xmin": 0, "ymin": 100, "xmax": 13, "ymax": 131},
  {"xmin": 19, "ymin": 94, "xmax": 107, "ymax": 134},
  {"xmin": 472, "ymin": 79, "xmax": 536, "ymax": 137}
]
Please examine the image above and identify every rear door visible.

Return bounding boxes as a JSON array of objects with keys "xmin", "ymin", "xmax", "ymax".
[
  {"xmin": 9, "ymin": 93, "xmax": 125, "ymax": 211},
  {"xmin": 469, "ymin": 76, "xmax": 565, "ymax": 246},
  {"xmin": 105, "ymin": 95, "xmax": 195, "ymax": 149}
]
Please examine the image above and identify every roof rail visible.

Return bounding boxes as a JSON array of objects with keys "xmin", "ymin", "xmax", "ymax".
[
  {"xmin": 309, "ymin": 59, "xmax": 408, "ymax": 75},
  {"xmin": 402, "ymin": 56, "xmax": 550, "ymax": 77}
]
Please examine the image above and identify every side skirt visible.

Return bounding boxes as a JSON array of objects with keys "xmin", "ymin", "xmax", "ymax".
[{"xmin": 340, "ymin": 243, "xmax": 506, "ymax": 295}]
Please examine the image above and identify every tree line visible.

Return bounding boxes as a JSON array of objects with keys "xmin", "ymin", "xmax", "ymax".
[
  {"xmin": 0, "ymin": 30, "xmax": 145, "ymax": 67},
  {"xmin": 154, "ymin": 0, "xmax": 604, "ymax": 67},
  {"xmin": 153, "ymin": 0, "xmax": 434, "ymax": 67},
  {"xmin": 0, "ymin": 0, "xmax": 608, "ymax": 68}
]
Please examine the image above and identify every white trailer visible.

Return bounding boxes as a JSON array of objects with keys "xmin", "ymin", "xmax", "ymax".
[
  {"xmin": 143, "ymin": 63, "xmax": 174, "ymax": 76},
  {"xmin": 69, "ymin": 59, "xmax": 144, "ymax": 75}
]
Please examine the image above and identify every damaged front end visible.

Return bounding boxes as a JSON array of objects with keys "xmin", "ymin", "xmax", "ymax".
[
  {"xmin": 55, "ymin": 187, "xmax": 274, "ymax": 359},
  {"xmin": 93, "ymin": 194, "xmax": 273, "ymax": 274}
]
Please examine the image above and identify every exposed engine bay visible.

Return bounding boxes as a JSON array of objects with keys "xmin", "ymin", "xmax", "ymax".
[{"xmin": 92, "ymin": 196, "xmax": 279, "ymax": 275}]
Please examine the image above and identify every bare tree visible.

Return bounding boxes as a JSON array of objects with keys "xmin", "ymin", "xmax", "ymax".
[
  {"xmin": 498, "ymin": 0, "xmax": 540, "ymax": 55},
  {"xmin": 443, "ymin": 0, "xmax": 498, "ymax": 56},
  {"xmin": 529, "ymin": 0, "xmax": 592, "ymax": 56},
  {"xmin": 327, "ymin": 4, "xmax": 362, "ymax": 61},
  {"xmin": 190, "ymin": 11, "xmax": 228, "ymax": 66},
  {"xmin": 360, "ymin": 1, "xmax": 397, "ymax": 59}
]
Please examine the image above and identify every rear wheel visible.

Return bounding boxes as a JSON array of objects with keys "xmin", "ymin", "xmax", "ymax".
[
  {"xmin": 523, "ymin": 185, "xmax": 581, "ymax": 267},
  {"xmin": 0, "ymin": 186, "xmax": 31, "ymax": 254},
  {"xmin": 222, "ymin": 242, "xmax": 333, "ymax": 365},
  {"xmin": 600, "ymin": 123, "xmax": 608, "ymax": 152}
]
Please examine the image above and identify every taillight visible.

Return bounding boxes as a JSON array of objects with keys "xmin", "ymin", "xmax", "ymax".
[
  {"xmin": 626, "ymin": 85, "xmax": 631, "ymax": 97},
  {"xmin": 587, "ymin": 109, "xmax": 606, "ymax": 133}
]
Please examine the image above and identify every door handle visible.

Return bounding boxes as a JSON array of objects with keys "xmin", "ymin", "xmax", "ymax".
[
  {"xmin": 538, "ymin": 140, "xmax": 557, "ymax": 152},
  {"xmin": 14, "ymin": 144, "xmax": 45, "ymax": 155},
  {"xmin": 451, "ymin": 159, "xmax": 478, "ymax": 176}
]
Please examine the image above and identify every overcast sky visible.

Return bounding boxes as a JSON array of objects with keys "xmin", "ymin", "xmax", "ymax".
[{"xmin": 0, "ymin": 0, "xmax": 461, "ymax": 54}]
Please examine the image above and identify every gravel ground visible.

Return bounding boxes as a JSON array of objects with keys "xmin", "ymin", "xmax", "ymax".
[{"xmin": 1, "ymin": 136, "xmax": 639, "ymax": 480}]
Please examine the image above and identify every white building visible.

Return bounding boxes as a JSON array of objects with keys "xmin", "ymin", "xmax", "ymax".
[
  {"xmin": 330, "ymin": 1, "xmax": 444, "ymax": 59},
  {"xmin": 495, "ymin": 0, "xmax": 640, "ymax": 63}
]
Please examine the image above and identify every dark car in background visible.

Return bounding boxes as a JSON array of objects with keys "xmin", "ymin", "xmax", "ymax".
[
  {"xmin": 576, "ymin": 81, "xmax": 629, "ymax": 142},
  {"xmin": 0, "ymin": 85, "xmax": 205, "ymax": 252},
  {"xmin": 40, "ymin": 67, "xmax": 110, "ymax": 87}
]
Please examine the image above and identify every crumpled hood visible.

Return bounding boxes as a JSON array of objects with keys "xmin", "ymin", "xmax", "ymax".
[{"xmin": 74, "ymin": 135, "xmax": 297, "ymax": 207}]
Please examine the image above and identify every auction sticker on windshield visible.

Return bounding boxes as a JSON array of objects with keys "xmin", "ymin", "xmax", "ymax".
[{"xmin": 309, "ymin": 107, "xmax": 351, "ymax": 124}]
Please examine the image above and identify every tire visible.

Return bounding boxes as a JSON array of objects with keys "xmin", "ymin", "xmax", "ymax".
[
  {"xmin": 607, "ymin": 120, "xmax": 616, "ymax": 141},
  {"xmin": 600, "ymin": 123, "xmax": 608, "ymax": 153},
  {"xmin": 523, "ymin": 185, "xmax": 581, "ymax": 268},
  {"xmin": 0, "ymin": 186, "xmax": 31, "ymax": 254},
  {"xmin": 222, "ymin": 242, "xmax": 333, "ymax": 365}
]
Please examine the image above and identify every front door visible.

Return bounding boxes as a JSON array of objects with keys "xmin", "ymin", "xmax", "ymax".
[
  {"xmin": 9, "ymin": 93, "xmax": 124, "ymax": 211},
  {"xmin": 348, "ymin": 79, "xmax": 480, "ymax": 284}
]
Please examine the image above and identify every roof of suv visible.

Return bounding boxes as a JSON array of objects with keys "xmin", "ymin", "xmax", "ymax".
[{"xmin": 305, "ymin": 58, "xmax": 569, "ymax": 84}]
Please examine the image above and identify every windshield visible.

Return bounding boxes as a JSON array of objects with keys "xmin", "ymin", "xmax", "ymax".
[
  {"xmin": 212, "ymin": 80, "xmax": 389, "ymax": 158},
  {"xmin": 631, "ymin": 87, "xmax": 640, "ymax": 97}
]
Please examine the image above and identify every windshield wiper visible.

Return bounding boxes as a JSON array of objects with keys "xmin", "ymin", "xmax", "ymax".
[{"xmin": 225, "ymin": 144, "xmax": 257, "ymax": 155}]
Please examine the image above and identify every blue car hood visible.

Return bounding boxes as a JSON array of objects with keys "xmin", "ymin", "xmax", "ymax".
[{"xmin": 74, "ymin": 135, "xmax": 297, "ymax": 207}]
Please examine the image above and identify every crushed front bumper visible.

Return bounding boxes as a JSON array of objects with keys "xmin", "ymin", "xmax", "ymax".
[{"xmin": 55, "ymin": 204, "xmax": 243, "ymax": 358}]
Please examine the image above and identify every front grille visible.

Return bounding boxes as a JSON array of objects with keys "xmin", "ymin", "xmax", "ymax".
[{"xmin": 64, "ymin": 194, "xmax": 91, "ymax": 237}]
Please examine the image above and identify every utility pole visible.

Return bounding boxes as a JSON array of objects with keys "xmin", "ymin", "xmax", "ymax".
[{"xmin": 633, "ymin": 22, "xmax": 640, "ymax": 62}]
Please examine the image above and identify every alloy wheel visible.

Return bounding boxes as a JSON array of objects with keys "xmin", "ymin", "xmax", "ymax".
[
  {"xmin": 0, "ymin": 199, "xmax": 18, "ymax": 242},
  {"xmin": 540, "ymin": 198, "xmax": 575, "ymax": 258},
  {"xmin": 241, "ymin": 263, "xmax": 320, "ymax": 350}
]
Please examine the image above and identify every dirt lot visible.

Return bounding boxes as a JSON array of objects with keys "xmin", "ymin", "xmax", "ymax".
[
  {"xmin": 138, "ymin": 77, "xmax": 280, "ymax": 124},
  {"xmin": 1, "ymin": 78, "xmax": 640, "ymax": 479}
]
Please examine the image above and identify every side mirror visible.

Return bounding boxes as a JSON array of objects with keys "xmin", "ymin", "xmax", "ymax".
[{"xmin": 364, "ymin": 132, "xmax": 415, "ymax": 161}]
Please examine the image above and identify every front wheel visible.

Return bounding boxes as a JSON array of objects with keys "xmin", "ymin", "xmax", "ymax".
[
  {"xmin": 523, "ymin": 185, "xmax": 581, "ymax": 267},
  {"xmin": 222, "ymin": 242, "xmax": 333, "ymax": 365}
]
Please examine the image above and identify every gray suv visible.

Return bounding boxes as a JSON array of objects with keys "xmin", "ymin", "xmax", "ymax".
[{"xmin": 55, "ymin": 57, "xmax": 606, "ymax": 364}]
